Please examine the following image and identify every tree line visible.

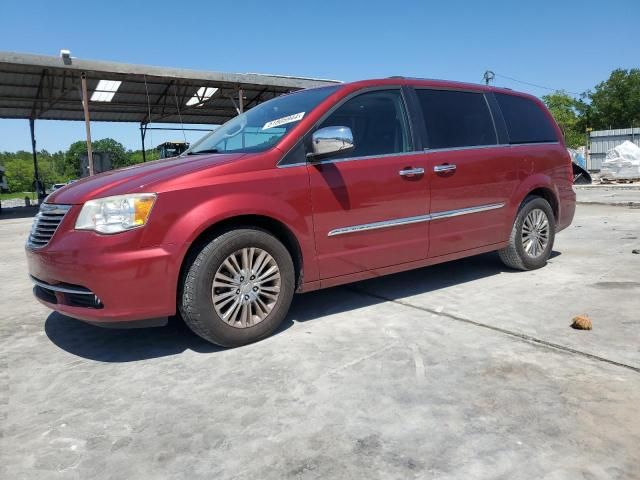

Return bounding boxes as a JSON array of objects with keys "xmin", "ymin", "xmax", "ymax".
[
  {"xmin": 542, "ymin": 68, "xmax": 639, "ymax": 148},
  {"xmin": 1, "ymin": 69, "xmax": 638, "ymax": 193},
  {"xmin": 0, "ymin": 138, "xmax": 159, "ymax": 193}
]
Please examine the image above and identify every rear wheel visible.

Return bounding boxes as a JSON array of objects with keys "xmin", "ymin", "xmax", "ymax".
[
  {"xmin": 499, "ymin": 196, "xmax": 555, "ymax": 271},
  {"xmin": 180, "ymin": 228, "xmax": 295, "ymax": 347}
]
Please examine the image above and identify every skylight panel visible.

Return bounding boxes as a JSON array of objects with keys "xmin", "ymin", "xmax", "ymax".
[
  {"xmin": 185, "ymin": 87, "xmax": 218, "ymax": 106},
  {"xmin": 90, "ymin": 80, "xmax": 122, "ymax": 102}
]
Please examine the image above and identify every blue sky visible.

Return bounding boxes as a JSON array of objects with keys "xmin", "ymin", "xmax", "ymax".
[{"xmin": 0, "ymin": 0, "xmax": 637, "ymax": 153}]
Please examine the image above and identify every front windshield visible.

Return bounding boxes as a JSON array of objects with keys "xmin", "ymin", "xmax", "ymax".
[{"xmin": 186, "ymin": 85, "xmax": 341, "ymax": 155}]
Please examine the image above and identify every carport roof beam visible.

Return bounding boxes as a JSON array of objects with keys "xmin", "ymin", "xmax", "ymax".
[{"xmin": 0, "ymin": 51, "xmax": 341, "ymax": 124}]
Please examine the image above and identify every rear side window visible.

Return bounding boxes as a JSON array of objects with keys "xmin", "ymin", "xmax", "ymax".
[
  {"xmin": 495, "ymin": 93, "xmax": 558, "ymax": 144},
  {"xmin": 415, "ymin": 89, "xmax": 497, "ymax": 149}
]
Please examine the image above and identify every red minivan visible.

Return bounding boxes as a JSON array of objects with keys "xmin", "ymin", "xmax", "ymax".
[{"xmin": 26, "ymin": 78, "xmax": 575, "ymax": 346}]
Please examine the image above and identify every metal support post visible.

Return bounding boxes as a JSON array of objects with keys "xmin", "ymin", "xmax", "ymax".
[
  {"xmin": 140, "ymin": 123, "xmax": 147, "ymax": 162},
  {"xmin": 80, "ymin": 73, "xmax": 95, "ymax": 176},
  {"xmin": 29, "ymin": 118, "xmax": 45, "ymax": 201}
]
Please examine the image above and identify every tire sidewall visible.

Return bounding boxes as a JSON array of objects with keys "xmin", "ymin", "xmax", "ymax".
[
  {"xmin": 514, "ymin": 198, "xmax": 556, "ymax": 269},
  {"xmin": 184, "ymin": 229, "xmax": 295, "ymax": 346}
]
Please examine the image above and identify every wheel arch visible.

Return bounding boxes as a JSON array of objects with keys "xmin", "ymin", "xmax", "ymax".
[
  {"xmin": 179, "ymin": 214, "xmax": 305, "ymax": 293},
  {"xmin": 525, "ymin": 187, "xmax": 559, "ymax": 221},
  {"xmin": 512, "ymin": 174, "xmax": 560, "ymax": 222}
]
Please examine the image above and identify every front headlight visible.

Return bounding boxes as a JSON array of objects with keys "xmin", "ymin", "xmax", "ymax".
[{"xmin": 75, "ymin": 193, "xmax": 157, "ymax": 234}]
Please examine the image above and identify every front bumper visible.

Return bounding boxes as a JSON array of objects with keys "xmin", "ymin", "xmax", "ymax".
[{"xmin": 26, "ymin": 226, "xmax": 183, "ymax": 324}]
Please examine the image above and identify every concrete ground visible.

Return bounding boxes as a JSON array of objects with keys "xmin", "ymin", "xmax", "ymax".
[
  {"xmin": 575, "ymin": 183, "xmax": 640, "ymax": 206},
  {"xmin": 1, "ymin": 202, "xmax": 639, "ymax": 480}
]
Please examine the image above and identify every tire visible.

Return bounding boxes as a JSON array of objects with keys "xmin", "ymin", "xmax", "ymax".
[
  {"xmin": 498, "ymin": 196, "xmax": 556, "ymax": 271},
  {"xmin": 179, "ymin": 228, "xmax": 295, "ymax": 347}
]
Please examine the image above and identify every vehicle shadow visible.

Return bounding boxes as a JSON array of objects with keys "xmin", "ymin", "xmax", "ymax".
[
  {"xmin": 45, "ymin": 251, "xmax": 561, "ymax": 362},
  {"xmin": 282, "ymin": 251, "xmax": 524, "ymax": 325},
  {"xmin": 44, "ymin": 313, "xmax": 223, "ymax": 362}
]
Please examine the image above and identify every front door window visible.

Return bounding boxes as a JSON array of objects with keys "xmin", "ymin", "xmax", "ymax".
[{"xmin": 317, "ymin": 89, "xmax": 412, "ymax": 159}]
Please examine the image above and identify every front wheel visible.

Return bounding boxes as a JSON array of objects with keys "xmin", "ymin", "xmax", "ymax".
[
  {"xmin": 180, "ymin": 228, "xmax": 295, "ymax": 347},
  {"xmin": 498, "ymin": 196, "xmax": 556, "ymax": 271}
]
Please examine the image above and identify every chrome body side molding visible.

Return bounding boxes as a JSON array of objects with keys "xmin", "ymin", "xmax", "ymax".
[
  {"xmin": 428, "ymin": 202, "xmax": 505, "ymax": 220},
  {"xmin": 327, "ymin": 202, "xmax": 505, "ymax": 237},
  {"xmin": 328, "ymin": 214, "xmax": 432, "ymax": 237}
]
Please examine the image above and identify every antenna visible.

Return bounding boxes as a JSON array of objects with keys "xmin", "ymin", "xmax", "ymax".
[{"xmin": 483, "ymin": 70, "xmax": 495, "ymax": 86}]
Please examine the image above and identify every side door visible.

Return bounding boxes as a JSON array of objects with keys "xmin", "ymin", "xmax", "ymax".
[
  {"xmin": 306, "ymin": 88, "xmax": 430, "ymax": 280},
  {"xmin": 411, "ymin": 88, "xmax": 519, "ymax": 258}
]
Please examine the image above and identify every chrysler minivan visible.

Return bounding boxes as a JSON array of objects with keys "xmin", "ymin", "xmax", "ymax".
[{"xmin": 27, "ymin": 78, "xmax": 575, "ymax": 346}]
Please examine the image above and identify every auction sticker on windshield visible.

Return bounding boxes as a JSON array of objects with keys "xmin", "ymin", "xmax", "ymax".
[{"xmin": 262, "ymin": 112, "xmax": 305, "ymax": 130}]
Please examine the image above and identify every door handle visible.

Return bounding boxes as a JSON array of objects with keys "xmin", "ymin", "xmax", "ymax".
[
  {"xmin": 399, "ymin": 167, "xmax": 424, "ymax": 177},
  {"xmin": 434, "ymin": 164, "xmax": 457, "ymax": 173}
]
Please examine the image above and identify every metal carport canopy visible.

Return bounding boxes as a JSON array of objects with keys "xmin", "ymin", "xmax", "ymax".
[
  {"xmin": 0, "ymin": 51, "xmax": 340, "ymax": 125},
  {"xmin": 0, "ymin": 51, "xmax": 340, "ymax": 198}
]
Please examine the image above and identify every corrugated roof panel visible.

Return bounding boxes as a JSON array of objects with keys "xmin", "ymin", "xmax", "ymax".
[{"xmin": 0, "ymin": 51, "xmax": 340, "ymax": 124}]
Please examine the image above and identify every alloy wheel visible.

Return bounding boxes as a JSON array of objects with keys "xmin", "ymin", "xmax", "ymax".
[
  {"xmin": 212, "ymin": 248, "xmax": 281, "ymax": 328},
  {"xmin": 521, "ymin": 208, "xmax": 550, "ymax": 258}
]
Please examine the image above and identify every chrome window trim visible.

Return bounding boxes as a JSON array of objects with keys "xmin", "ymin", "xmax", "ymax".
[
  {"xmin": 508, "ymin": 141, "xmax": 560, "ymax": 147},
  {"xmin": 312, "ymin": 150, "xmax": 424, "ymax": 167},
  {"xmin": 277, "ymin": 141, "xmax": 560, "ymax": 169},
  {"xmin": 327, "ymin": 202, "xmax": 505, "ymax": 237},
  {"xmin": 30, "ymin": 276, "xmax": 95, "ymax": 295}
]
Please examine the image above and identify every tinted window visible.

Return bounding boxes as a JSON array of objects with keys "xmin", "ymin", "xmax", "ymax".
[
  {"xmin": 318, "ymin": 89, "xmax": 411, "ymax": 159},
  {"xmin": 495, "ymin": 93, "xmax": 558, "ymax": 144},
  {"xmin": 416, "ymin": 89, "xmax": 497, "ymax": 149}
]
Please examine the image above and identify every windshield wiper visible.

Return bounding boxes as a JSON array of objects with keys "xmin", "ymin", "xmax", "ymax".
[{"xmin": 187, "ymin": 148, "xmax": 219, "ymax": 155}]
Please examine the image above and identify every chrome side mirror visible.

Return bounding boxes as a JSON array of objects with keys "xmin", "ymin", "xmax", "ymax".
[{"xmin": 308, "ymin": 126, "xmax": 354, "ymax": 160}]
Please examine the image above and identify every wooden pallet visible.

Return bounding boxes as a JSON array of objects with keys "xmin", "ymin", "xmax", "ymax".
[{"xmin": 600, "ymin": 177, "xmax": 640, "ymax": 184}]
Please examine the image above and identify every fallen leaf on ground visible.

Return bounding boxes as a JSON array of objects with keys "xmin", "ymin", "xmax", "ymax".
[{"xmin": 571, "ymin": 315, "xmax": 592, "ymax": 330}]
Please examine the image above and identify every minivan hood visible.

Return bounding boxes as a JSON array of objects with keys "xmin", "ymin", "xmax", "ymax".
[{"xmin": 47, "ymin": 152, "xmax": 247, "ymax": 205}]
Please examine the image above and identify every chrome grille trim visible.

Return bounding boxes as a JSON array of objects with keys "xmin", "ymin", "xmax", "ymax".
[{"xmin": 27, "ymin": 203, "xmax": 72, "ymax": 249}]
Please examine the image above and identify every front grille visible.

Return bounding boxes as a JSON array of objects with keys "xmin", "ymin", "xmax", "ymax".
[{"xmin": 27, "ymin": 203, "xmax": 71, "ymax": 248}]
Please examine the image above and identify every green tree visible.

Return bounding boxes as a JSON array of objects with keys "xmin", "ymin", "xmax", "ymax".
[
  {"xmin": 542, "ymin": 91, "xmax": 584, "ymax": 148},
  {"xmin": 65, "ymin": 140, "xmax": 88, "ymax": 177},
  {"xmin": 582, "ymin": 68, "xmax": 640, "ymax": 130},
  {"xmin": 4, "ymin": 158, "xmax": 33, "ymax": 192},
  {"xmin": 127, "ymin": 148, "xmax": 159, "ymax": 164},
  {"xmin": 64, "ymin": 138, "xmax": 128, "ymax": 175},
  {"xmin": 0, "ymin": 150, "xmax": 67, "ymax": 193},
  {"xmin": 93, "ymin": 138, "xmax": 128, "ymax": 169}
]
